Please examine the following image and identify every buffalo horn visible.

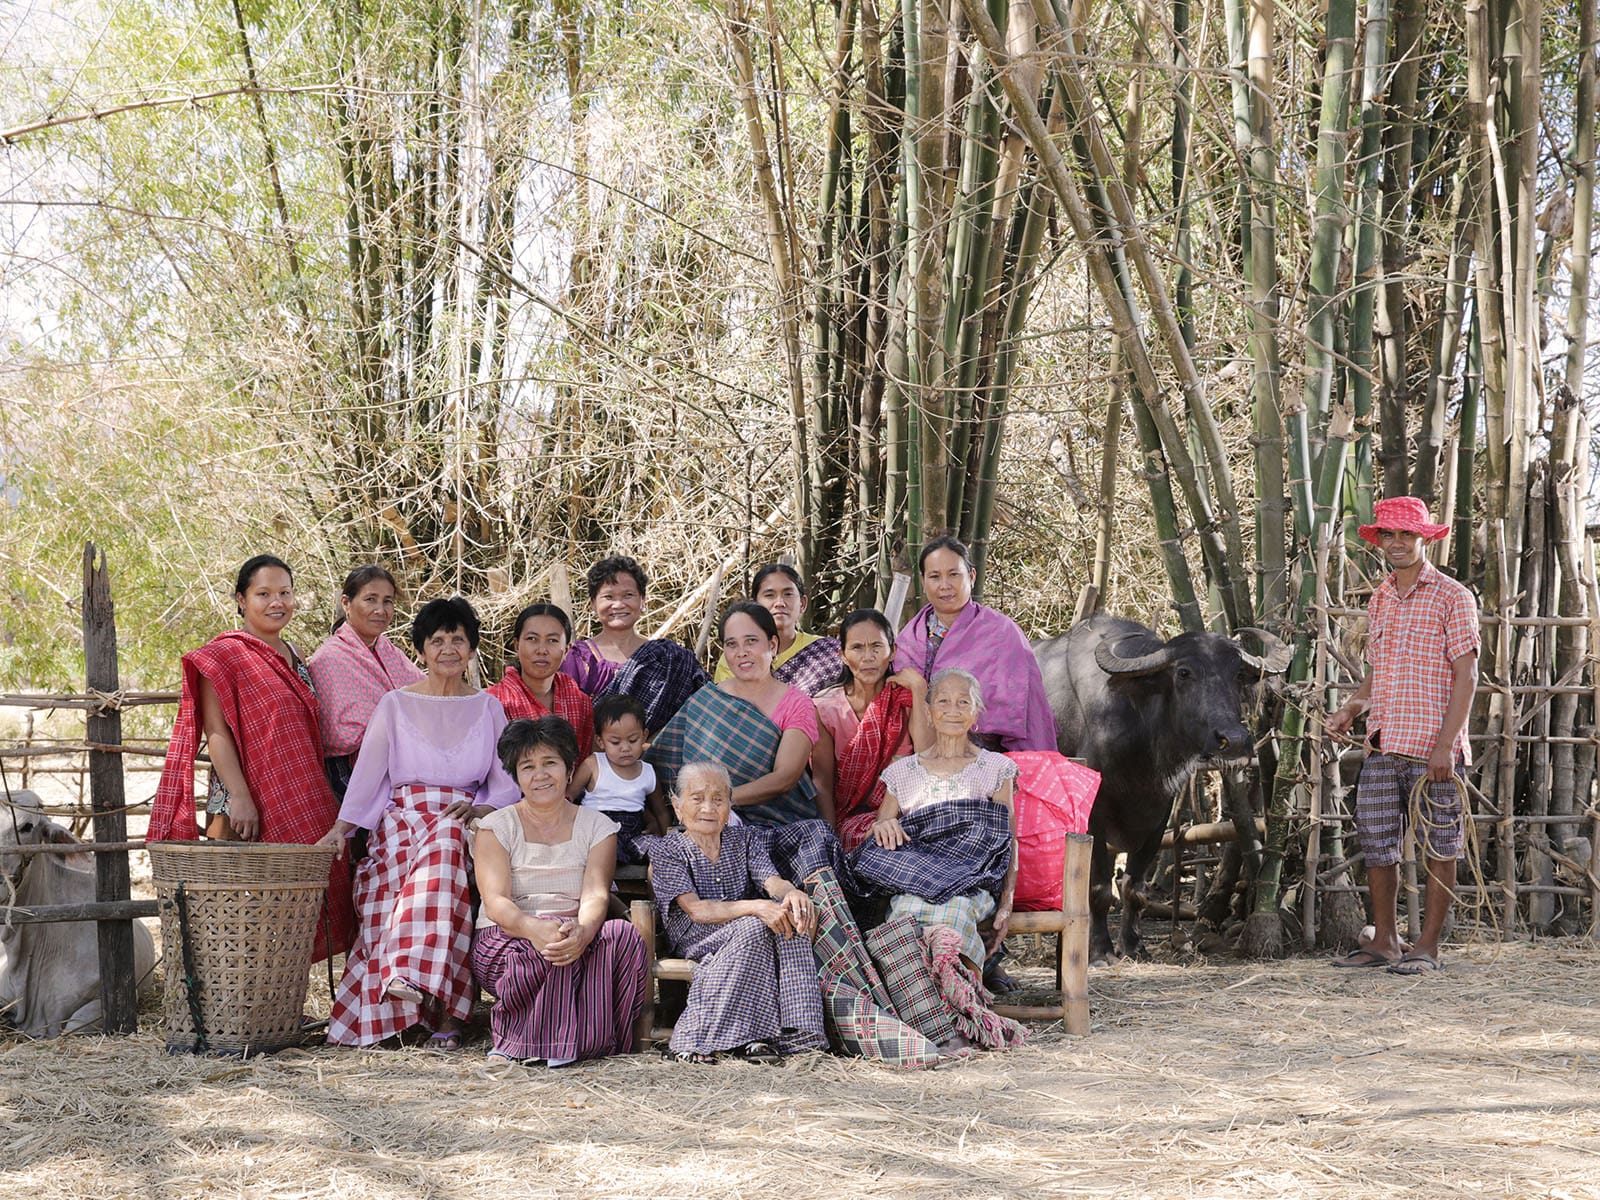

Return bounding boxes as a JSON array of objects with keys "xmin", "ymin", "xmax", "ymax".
[
  {"xmin": 1094, "ymin": 633, "xmax": 1176, "ymax": 677},
  {"xmin": 1233, "ymin": 627, "xmax": 1294, "ymax": 674}
]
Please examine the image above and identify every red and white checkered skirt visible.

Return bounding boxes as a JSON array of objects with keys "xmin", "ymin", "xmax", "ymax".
[{"xmin": 327, "ymin": 785, "xmax": 476, "ymax": 1046}]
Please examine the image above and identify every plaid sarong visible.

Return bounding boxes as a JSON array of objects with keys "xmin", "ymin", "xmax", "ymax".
[
  {"xmin": 772, "ymin": 636, "xmax": 845, "ymax": 696},
  {"xmin": 889, "ymin": 890, "xmax": 996, "ymax": 967},
  {"xmin": 833, "ymin": 684, "xmax": 914, "ymax": 852},
  {"xmin": 866, "ymin": 917, "xmax": 963, "ymax": 1048},
  {"xmin": 807, "ymin": 869, "xmax": 941, "ymax": 1069},
  {"xmin": 327, "ymin": 785, "xmax": 476, "ymax": 1046},
  {"xmin": 601, "ymin": 639, "xmax": 708, "ymax": 735},
  {"xmin": 649, "ymin": 685, "xmax": 819, "ymax": 826},
  {"xmin": 848, "ymin": 798, "xmax": 1011, "ymax": 902}
]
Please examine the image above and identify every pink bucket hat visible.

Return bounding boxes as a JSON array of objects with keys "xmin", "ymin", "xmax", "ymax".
[{"xmin": 1358, "ymin": 496, "xmax": 1450, "ymax": 547}]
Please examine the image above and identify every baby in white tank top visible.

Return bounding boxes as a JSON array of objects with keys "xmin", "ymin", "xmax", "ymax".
[{"xmin": 567, "ymin": 694, "xmax": 669, "ymax": 837}]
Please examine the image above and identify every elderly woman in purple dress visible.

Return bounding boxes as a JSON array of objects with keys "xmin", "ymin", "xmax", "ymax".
[{"xmin": 648, "ymin": 761, "xmax": 827, "ymax": 1063}]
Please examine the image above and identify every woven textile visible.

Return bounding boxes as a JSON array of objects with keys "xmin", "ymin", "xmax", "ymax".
[
  {"xmin": 470, "ymin": 919, "xmax": 648, "ymax": 1062},
  {"xmin": 766, "ymin": 819, "xmax": 852, "ymax": 888},
  {"xmin": 772, "ymin": 636, "xmax": 845, "ymax": 695},
  {"xmin": 893, "ymin": 602, "xmax": 1058, "ymax": 752},
  {"xmin": 1364, "ymin": 558, "xmax": 1480, "ymax": 762},
  {"xmin": 848, "ymin": 797, "xmax": 1012, "ymax": 903},
  {"xmin": 648, "ymin": 685, "xmax": 819, "ymax": 827},
  {"xmin": 650, "ymin": 828, "xmax": 827, "ymax": 1056},
  {"xmin": 888, "ymin": 890, "xmax": 996, "ymax": 967},
  {"xmin": 830, "ymin": 683, "xmax": 914, "ymax": 851},
  {"xmin": 599, "ymin": 639, "xmax": 709, "ymax": 735},
  {"xmin": 807, "ymin": 869, "xmax": 941, "ymax": 1069},
  {"xmin": 865, "ymin": 916, "xmax": 963, "ymax": 1048},
  {"xmin": 923, "ymin": 924, "xmax": 1027, "ymax": 1050},
  {"xmin": 327, "ymin": 785, "xmax": 476, "ymax": 1046},
  {"xmin": 558, "ymin": 640, "xmax": 623, "ymax": 696},
  {"xmin": 306, "ymin": 624, "xmax": 424, "ymax": 757},
  {"xmin": 488, "ymin": 665, "xmax": 594, "ymax": 762},
  {"xmin": 152, "ymin": 630, "xmax": 354, "ymax": 961}
]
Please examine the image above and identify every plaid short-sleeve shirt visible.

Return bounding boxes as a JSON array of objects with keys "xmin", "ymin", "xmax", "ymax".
[{"xmin": 1365, "ymin": 559, "xmax": 1480, "ymax": 763}]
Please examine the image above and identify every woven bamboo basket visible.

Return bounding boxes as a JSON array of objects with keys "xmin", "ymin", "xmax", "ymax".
[{"xmin": 149, "ymin": 841, "xmax": 336, "ymax": 1056}]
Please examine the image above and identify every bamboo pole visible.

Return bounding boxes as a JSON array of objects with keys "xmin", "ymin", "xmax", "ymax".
[{"xmin": 1494, "ymin": 520, "xmax": 1519, "ymax": 935}]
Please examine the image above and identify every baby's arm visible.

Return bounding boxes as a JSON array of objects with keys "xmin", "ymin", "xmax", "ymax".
[{"xmin": 566, "ymin": 754, "xmax": 599, "ymax": 801}]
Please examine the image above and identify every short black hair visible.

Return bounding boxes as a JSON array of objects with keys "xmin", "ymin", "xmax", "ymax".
[
  {"xmin": 586, "ymin": 555, "xmax": 648, "ymax": 600},
  {"xmin": 411, "ymin": 596, "xmax": 481, "ymax": 651},
  {"xmin": 750, "ymin": 562, "xmax": 806, "ymax": 598},
  {"xmin": 510, "ymin": 603, "xmax": 574, "ymax": 646},
  {"xmin": 835, "ymin": 608, "xmax": 896, "ymax": 689},
  {"xmin": 234, "ymin": 555, "xmax": 293, "ymax": 597},
  {"xmin": 593, "ymin": 693, "xmax": 647, "ymax": 736},
  {"xmin": 497, "ymin": 716, "xmax": 580, "ymax": 777},
  {"xmin": 918, "ymin": 534, "xmax": 973, "ymax": 575},
  {"xmin": 720, "ymin": 600, "xmax": 779, "ymax": 643}
]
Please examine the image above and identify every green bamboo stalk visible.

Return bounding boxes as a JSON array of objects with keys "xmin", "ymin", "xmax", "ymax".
[
  {"xmin": 1454, "ymin": 311, "xmax": 1482, "ymax": 581},
  {"xmin": 1297, "ymin": 0, "xmax": 1356, "ymax": 520},
  {"xmin": 1345, "ymin": 0, "xmax": 1390, "ymax": 522},
  {"xmin": 1240, "ymin": 0, "xmax": 1286, "ymax": 620},
  {"xmin": 1415, "ymin": 168, "xmax": 1474, "ymax": 503}
]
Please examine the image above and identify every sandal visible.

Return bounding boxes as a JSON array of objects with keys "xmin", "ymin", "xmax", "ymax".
[
  {"xmin": 428, "ymin": 1030, "xmax": 465, "ymax": 1052},
  {"xmin": 663, "ymin": 1048, "xmax": 717, "ymax": 1065},
  {"xmin": 385, "ymin": 978, "xmax": 425, "ymax": 1004},
  {"xmin": 732, "ymin": 1041, "xmax": 783, "ymax": 1064}
]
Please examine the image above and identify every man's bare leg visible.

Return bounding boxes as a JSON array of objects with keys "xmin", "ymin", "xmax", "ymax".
[
  {"xmin": 1415, "ymin": 856, "xmax": 1457, "ymax": 962},
  {"xmin": 1362, "ymin": 863, "xmax": 1407, "ymax": 959}
]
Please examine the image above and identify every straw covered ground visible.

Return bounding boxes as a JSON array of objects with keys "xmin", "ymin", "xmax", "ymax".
[{"xmin": 3, "ymin": 942, "xmax": 1599, "ymax": 1199}]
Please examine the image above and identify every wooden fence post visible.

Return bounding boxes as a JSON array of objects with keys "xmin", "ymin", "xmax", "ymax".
[{"xmin": 82, "ymin": 543, "xmax": 138, "ymax": 1034}]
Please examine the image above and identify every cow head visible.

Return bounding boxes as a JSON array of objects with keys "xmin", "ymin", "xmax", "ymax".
[
  {"xmin": 1094, "ymin": 626, "xmax": 1290, "ymax": 764},
  {"xmin": 0, "ymin": 789, "xmax": 71, "ymax": 903}
]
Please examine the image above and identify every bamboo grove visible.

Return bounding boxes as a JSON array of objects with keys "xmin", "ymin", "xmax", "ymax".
[{"xmin": 2, "ymin": 0, "xmax": 1597, "ymax": 942}]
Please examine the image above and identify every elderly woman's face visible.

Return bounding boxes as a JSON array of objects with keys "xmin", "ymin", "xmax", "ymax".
[
  {"xmin": 421, "ymin": 626, "xmax": 473, "ymax": 680},
  {"xmin": 722, "ymin": 612, "xmax": 778, "ymax": 681},
  {"xmin": 673, "ymin": 773, "xmax": 733, "ymax": 835},
  {"xmin": 921, "ymin": 549, "xmax": 975, "ymax": 617},
  {"xmin": 929, "ymin": 676, "xmax": 980, "ymax": 735},
  {"xmin": 516, "ymin": 615, "xmax": 570, "ymax": 681}
]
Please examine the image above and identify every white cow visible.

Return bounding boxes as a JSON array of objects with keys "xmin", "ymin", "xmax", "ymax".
[{"xmin": 1, "ymin": 789, "xmax": 157, "ymax": 1037}]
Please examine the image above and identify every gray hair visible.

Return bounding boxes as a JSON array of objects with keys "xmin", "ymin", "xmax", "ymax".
[
  {"xmin": 929, "ymin": 667, "xmax": 985, "ymax": 716},
  {"xmin": 673, "ymin": 760, "xmax": 733, "ymax": 798}
]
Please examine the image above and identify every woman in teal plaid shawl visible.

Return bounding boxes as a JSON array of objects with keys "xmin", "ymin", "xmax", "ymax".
[{"xmin": 649, "ymin": 603, "xmax": 827, "ymax": 828}]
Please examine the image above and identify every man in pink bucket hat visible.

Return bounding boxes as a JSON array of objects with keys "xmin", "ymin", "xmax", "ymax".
[{"xmin": 1327, "ymin": 496, "xmax": 1479, "ymax": 974}]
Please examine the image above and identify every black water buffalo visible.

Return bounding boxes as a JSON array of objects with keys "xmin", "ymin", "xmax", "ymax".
[{"xmin": 1033, "ymin": 616, "xmax": 1290, "ymax": 963}]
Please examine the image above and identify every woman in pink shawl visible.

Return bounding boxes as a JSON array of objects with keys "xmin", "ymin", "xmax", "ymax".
[
  {"xmin": 893, "ymin": 536, "xmax": 1056, "ymax": 754},
  {"xmin": 308, "ymin": 566, "xmax": 424, "ymax": 800}
]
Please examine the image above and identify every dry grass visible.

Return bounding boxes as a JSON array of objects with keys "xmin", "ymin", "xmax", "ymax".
[{"xmin": 4, "ymin": 943, "xmax": 1599, "ymax": 1199}]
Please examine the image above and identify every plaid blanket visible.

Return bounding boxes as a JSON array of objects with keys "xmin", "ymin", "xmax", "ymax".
[
  {"xmin": 152, "ymin": 630, "xmax": 353, "ymax": 959},
  {"xmin": 772, "ymin": 635, "xmax": 844, "ymax": 696},
  {"xmin": 848, "ymin": 797, "xmax": 1011, "ymax": 903},
  {"xmin": 601, "ymin": 639, "xmax": 708, "ymax": 735},
  {"xmin": 488, "ymin": 665, "xmax": 594, "ymax": 761},
  {"xmin": 648, "ymin": 685, "xmax": 819, "ymax": 826},
  {"xmin": 807, "ymin": 868, "xmax": 942, "ymax": 1069},
  {"xmin": 833, "ymin": 683, "xmax": 914, "ymax": 851}
]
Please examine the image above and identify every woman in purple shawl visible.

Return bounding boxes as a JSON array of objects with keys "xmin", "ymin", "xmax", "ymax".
[
  {"xmin": 892, "ymin": 535, "xmax": 1056, "ymax": 754},
  {"xmin": 560, "ymin": 555, "xmax": 708, "ymax": 734}
]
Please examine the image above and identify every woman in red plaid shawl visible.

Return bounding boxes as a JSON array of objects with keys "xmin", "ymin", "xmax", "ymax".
[
  {"xmin": 319, "ymin": 598, "xmax": 520, "ymax": 1050},
  {"xmin": 811, "ymin": 609, "xmax": 929, "ymax": 851},
  {"xmin": 488, "ymin": 604, "xmax": 593, "ymax": 763},
  {"xmin": 151, "ymin": 555, "xmax": 356, "ymax": 960}
]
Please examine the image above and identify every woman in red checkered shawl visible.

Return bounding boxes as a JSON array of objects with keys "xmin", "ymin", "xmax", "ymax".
[
  {"xmin": 151, "ymin": 555, "xmax": 356, "ymax": 960},
  {"xmin": 318, "ymin": 597, "xmax": 521, "ymax": 1050},
  {"xmin": 810, "ymin": 610, "xmax": 930, "ymax": 851},
  {"xmin": 487, "ymin": 603, "xmax": 593, "ymax": 763}
]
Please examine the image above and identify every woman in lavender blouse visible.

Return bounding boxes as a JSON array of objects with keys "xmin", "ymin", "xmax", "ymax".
[{"xmin": 319, "ymin": 597, "xmax": 520, "ymax": 1050}]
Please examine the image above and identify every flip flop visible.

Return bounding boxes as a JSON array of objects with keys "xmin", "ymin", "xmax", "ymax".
[
  {"xmin": 428, "ymin": 1030, "xmax": 465, "ymax": 1052},
  {"xmin": 663, "ymin": 1048, "xmax": 717, "ymax": 1065},
  {"xmin": 1332, "ymin": 947, "xmax": 1397, "ymax": 969},
  {"xmin": 732, "ymin": 1041, "xmax": 784, "ymax": 1065},
  {"xmin": 1387, "ymin": 952, "xmax": 1443, "ymax": 976}
]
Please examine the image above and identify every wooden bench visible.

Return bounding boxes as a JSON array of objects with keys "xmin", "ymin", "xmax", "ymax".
[{"xmin": 626, "ymin": 831, "xmax": 1092, "ymax": 1045}]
